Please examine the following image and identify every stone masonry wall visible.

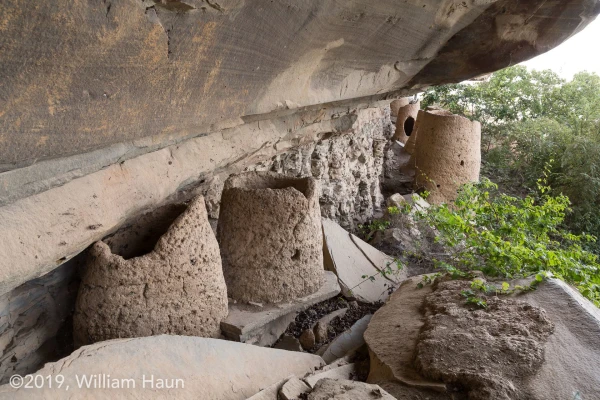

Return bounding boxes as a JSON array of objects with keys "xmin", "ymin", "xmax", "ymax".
[{"xmin": 217, "ymin": 107, "xmax": 393, "ymax": 231}]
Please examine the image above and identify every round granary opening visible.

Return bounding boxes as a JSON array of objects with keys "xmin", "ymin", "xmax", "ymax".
[
  {"xmin": 404, "ymin": 116, "xmax": 415, "ymax": 136},
  {"xmin": 104, "ymin": 203, "xmax": 188, "ymax": 259},
  {"xmin": 225, "ymin": 172, "xmax": 315, "ymax": 199}
]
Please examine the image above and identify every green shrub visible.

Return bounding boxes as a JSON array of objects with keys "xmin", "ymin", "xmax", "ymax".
[
  {"xmin": 419, "ymin": 177, "xmax": 600, "ymax": 307},
  {"xmin": 422, "ymin": 67, "xmax": 600, "ymax": 254}
]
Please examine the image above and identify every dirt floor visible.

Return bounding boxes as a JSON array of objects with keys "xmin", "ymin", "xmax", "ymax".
[{"xmin": 282, "ymin": 296, "xmax": 381, "ymax": 352}]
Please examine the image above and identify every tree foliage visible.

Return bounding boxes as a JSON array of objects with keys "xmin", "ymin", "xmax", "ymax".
[
  {"xmin": 419, "ymin": 178, "xmax": 600, "ymax": 307},
  {"xmin": 422, "ymin": 66, "xmax": 600, "ymax": 253}
]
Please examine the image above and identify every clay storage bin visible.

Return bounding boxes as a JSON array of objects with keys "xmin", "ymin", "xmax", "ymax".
[
  {"xmin": 403, "ymin": 109, "xmax": 423, "ymax": 155},
  {"xmin": 217, "ymin": 171, "xmax": 324, "ymax": 303},
  {"xmin": 405, "ymin": 107, "xmax": 454, "ymax": 173},
  {"xmin": 392, "ymin": 101, "xmax": 420, "ymax": 144},
  {"xmin": 414, "ymin": 110, "xmax": 481, "ymax": 204},
  {"xmin": 390, "ymin": 98, "xmax": 410, "ymax": 122},
  {"xmin": 73, "ymin": 195, "xmax": 228, "ymax": 347}
]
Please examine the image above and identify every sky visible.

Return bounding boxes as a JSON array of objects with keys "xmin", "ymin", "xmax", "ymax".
[{"xmin": 519, "ymin": 18, "xmax": 600, "ymax": 79}]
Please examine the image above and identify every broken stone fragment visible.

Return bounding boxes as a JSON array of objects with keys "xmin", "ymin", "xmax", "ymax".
[
  {"xmin": 218, "ymin": 172, "xmax": 324, "ymax": 303},
  {"xmin": 402, "ymin": 193, "xmax": 430, "ymax": 212},
  {"xmin": 322, "ymin": 219, "xmax": 406, "ymax": 303},
  {"xmin": 274, "ymin": 335, "xmax": 303, "ymax": 352},
  {"xmin": 308, "ymin": 378, "xmax": 396, "ymax": 400},
  {"xmin": 279, "ymin": 376, "xmax": 311, "ymax": 400},
  {"xmin": 247, "ymin": 376, "xmax": 293, "ymax": 400},
  {"xmin": 300, "ymin": 328, "xmax": 316, "ymax": 350},
  {"xmin": 304, "ymin": 363, "xmax": 357, "ymax": 388},
  {"xmin": 314, "ymin": 307, "xmax": 348, "ymax": 343},
  {"xmin": 73, "ymin": 195, "xmax": 228, "ymax": 347},
  {"xmin": 385, "ymin": 193, "xmax": 407, "ymax": 210}
]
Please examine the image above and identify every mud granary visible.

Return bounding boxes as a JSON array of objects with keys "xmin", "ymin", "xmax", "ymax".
[{"xmin": 0, "ymin": 0, "xmax": 599, "ymax": 385}]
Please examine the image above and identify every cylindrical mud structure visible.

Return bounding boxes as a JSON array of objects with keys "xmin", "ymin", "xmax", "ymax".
[
  {"xmin": 414, "ymin": 111, "xmax": 481, "ymax": 204},
  {"xmin": 390, "ymin": 98, "xmax": 410, "ymax": 123},
  {"xmin": 403, "ymin": 110, "xmax": 423, "ymax": 155},
  {"xmin": 218, "ymin": 172, "xmax": 324, "ymax": 303},
  {"xmin": 73, "ymin": 196, "xmax": 228, "ymax": 347},
  {"xmin": 393, "ymin": 101, "xmax": 420, "ymax": 144}
]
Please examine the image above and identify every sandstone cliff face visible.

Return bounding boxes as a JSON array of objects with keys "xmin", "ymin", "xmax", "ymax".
[{"xmin": 3, "ymin": 0, "xmax": 594, "ymax": 170}]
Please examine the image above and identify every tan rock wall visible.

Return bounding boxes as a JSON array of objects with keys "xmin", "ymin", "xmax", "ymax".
[
  {"xmin": 217, "ymin": 172, "xmax": 324, "ymax": 303},
  {"xmin": 73, "ymin": 196, "xmax": 228, "ymax": 347}
]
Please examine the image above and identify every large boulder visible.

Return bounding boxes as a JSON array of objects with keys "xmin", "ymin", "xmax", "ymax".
[
  {"xmin": 218, "ymin": 172, "xmax": 324, "ymax": 303},
  {"xmin": 521, "ymin": 279, "xmax": 600, "ymax": 399},
  {"xmin": 364, "ymin": 277, "xmax": 446, "ymax": 392},
  {"xmin": 0, "ymin": 336, "xmax": 325, "ymax": 400},
  {"xmin": 73, "ymin": 196, "xmax": 228, "ymax": 346},
  {"xmin": 364, "ymin": 276, "xmax": 600, "ymax": 399},
  {"xmin": 322, "ymin": 219, "xmax": 406, "ymax": 303}
]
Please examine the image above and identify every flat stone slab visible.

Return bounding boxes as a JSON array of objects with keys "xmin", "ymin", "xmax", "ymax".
[
  {"xmin": 323, "ymin": 219, "xmax": 405, "ymax": 303},
  {"xmin": 521, "ymin": 279, "xmax": 600, "ymax": 399},
  {"xmin": 402, "ymin": 193, "xmax": 430, "ymax": 212},
  {"xmin": 280, "ymin": 376, "xmax": 311, "ymax": 399},
  {"xmin": 0, "ymin": 335, "xmax": 324, "ymax": 400},
  {"xmin": 221, "ymin": 271, "xmax": 340, "ymax": 345},
  {"xmin": 247, "ymin": 376, "xmax": 293, "ymax": 400},
  {"xmin": 305, "ymin": 363, "xmax": 356, "ymax": 388}
]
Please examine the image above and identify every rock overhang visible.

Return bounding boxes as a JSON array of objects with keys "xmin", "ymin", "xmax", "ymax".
[{"xmin": 1, "ymin": 0, "xmax": 598, "ymax": 171}]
